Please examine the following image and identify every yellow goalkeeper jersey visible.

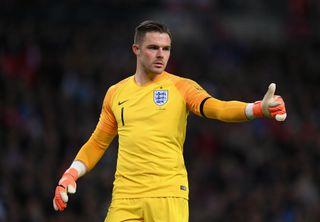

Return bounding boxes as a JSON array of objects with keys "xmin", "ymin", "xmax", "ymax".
[
  {"xmin": 101, "ymin": 71, "xmax": 211, "ymax": 200},
  {"xmin": 75, "ymin": 71, "xmax": 247, "ymax": 200}
]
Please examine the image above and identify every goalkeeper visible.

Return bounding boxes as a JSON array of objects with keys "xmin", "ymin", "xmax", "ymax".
[{"xmin": 53, "ymin": 20, "xmax": 286, "ymax": 222}]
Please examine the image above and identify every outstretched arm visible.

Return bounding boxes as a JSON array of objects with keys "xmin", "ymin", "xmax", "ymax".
[
  {"xmin": 202, "ymin": 83, "xmax": 287, "ymax": 122},
  {"xmin": 202, "ymin": 97, "xmax": 247, "ymax": 122}
]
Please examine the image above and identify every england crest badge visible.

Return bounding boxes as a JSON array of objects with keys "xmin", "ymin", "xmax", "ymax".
[{"xmin": 153, "ymin": 90, "xmax": 168, "ymax": 106}]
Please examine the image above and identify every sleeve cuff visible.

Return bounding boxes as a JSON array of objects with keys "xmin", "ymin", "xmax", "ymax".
[
  {"xmin": 70, "ymin": 160, "xmax": 87, "ymax": 177},
  {"xmin": 245, "ymin": 103, "xmax": 254, "ymax": 120}
]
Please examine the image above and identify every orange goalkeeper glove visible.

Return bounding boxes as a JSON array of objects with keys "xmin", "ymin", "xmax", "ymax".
[
  {"xmin": 53, "ymin": 168, "xmax": 78, "ymax": 211},
  {"xmin": 247, "ymin": 83, "xmax": 287, "ymax": 121}
]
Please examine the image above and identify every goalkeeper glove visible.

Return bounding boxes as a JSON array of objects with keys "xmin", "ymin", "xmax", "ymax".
[
  {"xmin": 53, "ymin": 168, "xmax": 78, "ymax": 211},
  {"xmin": 247, "ymin": 83, "xmax": 287, "ymax": 121}
]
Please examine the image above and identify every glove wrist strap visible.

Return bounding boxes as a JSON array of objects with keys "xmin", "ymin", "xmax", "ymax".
[
  {"xmin": 65, "ymin": 168, "xmax": 79, "ymax": 181},
  {"xmin": 253, "ymin": 101, "xmax": 264, "ymax": 118}
]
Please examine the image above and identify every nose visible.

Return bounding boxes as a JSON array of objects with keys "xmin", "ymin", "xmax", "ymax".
[{"xmin": 156, "ymin": 48, "xmax": 164, "ymax": 58}]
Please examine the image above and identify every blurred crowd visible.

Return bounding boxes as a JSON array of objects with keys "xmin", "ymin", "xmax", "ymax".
[{"xmin": 1, "ymin": 0, "xmax": 320, "ymax": 221}]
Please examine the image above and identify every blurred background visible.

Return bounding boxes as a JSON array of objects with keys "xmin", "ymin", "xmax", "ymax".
[{"xmin": 1, "ymin": 0, "xmax": 320, "ymax": 221}]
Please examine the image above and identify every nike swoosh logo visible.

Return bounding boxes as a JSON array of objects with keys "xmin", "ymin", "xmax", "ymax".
[{"xmin": 118, "ymin": 100, "xmax": 128, "ymax": 105}]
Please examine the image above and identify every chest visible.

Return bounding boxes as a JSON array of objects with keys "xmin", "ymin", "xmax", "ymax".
[{"xmin": 111, "ymin": 83, "xmax": 186, "ymax": 128}]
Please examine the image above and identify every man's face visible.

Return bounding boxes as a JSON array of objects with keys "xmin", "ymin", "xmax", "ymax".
[{"xmin": 133, "ymin": 32, "xmax": 171, "ymax": 75}]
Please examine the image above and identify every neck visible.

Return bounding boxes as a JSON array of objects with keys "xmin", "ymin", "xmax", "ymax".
[{"xmin": 134, "ymin": 70, "xmax": 163, "ymax": 86}]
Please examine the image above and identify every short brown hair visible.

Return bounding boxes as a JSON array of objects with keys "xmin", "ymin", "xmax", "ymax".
[{"xmin": 134, "ymin": 20, "xmax": 172, "ymax": 44}]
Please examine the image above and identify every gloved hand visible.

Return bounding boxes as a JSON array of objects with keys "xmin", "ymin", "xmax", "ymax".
[
  {"xmin": 252, "ymin": 83, "xmax": 287, "ymax": 121},
  {"xmin": 53, "ymin": 168, "xmax": 79, "ymax": 211}
]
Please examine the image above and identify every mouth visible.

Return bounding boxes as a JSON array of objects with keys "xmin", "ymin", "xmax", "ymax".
[{"xmin": 154, "ymin": 61, "xmax": 164, "ymax": 68}]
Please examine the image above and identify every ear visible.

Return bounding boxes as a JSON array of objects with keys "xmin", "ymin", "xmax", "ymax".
[{"xmin": 132, "ymin": 44, "xmax": 140, "ymax": 56}]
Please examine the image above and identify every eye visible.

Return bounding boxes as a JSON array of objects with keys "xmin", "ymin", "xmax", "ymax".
[
  {"xmin": 148, "ymin": 45, "xmax": 159, "ymax": 50},
  {"xmin": 163, "ymin": 46, "xmax": 171, "ymax": 51}
]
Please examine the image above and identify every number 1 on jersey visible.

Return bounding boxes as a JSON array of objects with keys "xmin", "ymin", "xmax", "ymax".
[{"xmin": 121, "ymin": 107, "xmax": 125, "ymax": 126}]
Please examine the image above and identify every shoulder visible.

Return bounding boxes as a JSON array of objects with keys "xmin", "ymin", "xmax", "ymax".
[
  {"xmin": 164, "ymin": 71, "xmax": 182, "ymax": 80},
  {"xmin": 165, "ymin": 72, "xmax": 198, "ymax": 89},
  {"xmin": 107, "ymin": 76, "xmax": 132, "ymax": 95},
  {"xmin": 164, "ymin": 72, "xmax": 186, "ymax": 84},
  {"xmin": 102, "ymin": 76, "xmax": 132, "ymax": 107}
]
